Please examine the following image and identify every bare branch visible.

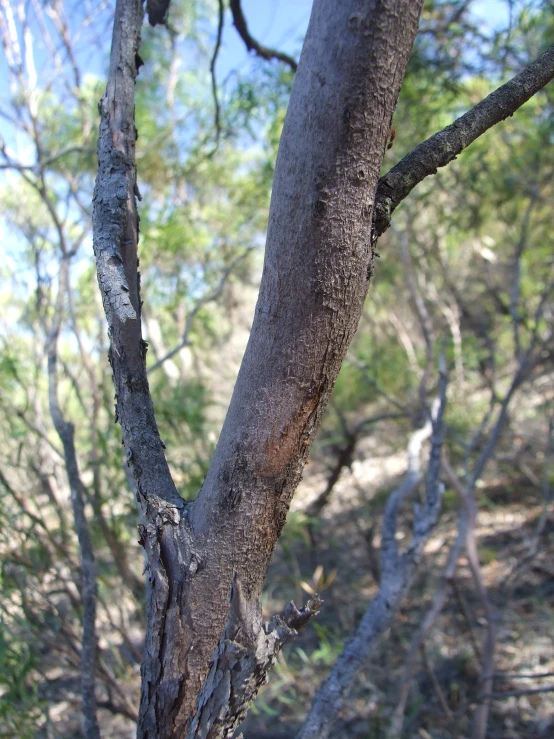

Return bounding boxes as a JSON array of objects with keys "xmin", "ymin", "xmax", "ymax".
[
  {"xmin": 479, "ymin": 684, "xmax": 554, "ymax": 700},
  {"xmin": 487, "ymin": 671, "xmax": 554, "ymax": 680},
  {"xmin": 388, "ymin": 505, "xmax": 467, "ymax": 739},
  {"xmin": 443, "ymin": 457, "xmax": 496, "ymax": 739},
  {"xmin": 373, "ymin": 44, "xmax": 554, "ymax": 239},
  {"xmin": 45, "ymin": 257, "xmax": 100, "ymax": 739},
  {"xmin": 0, "ymin": 145, "xmax": 93, "ymax": 171},
  {"xmin": 387, "ymin": 343, "xmax": 533, "ymax": 739},
  {"xmin": 305, "ymin": 411, "xmax": 407, "ymax": 520},
  {"xmin": 209, "ymin": 0, "xmax": 225, "ymax": 151},
  {"xmin": 298, "ymin": 366, "xmax": 447, "ymax": 739},
  {"xmin": 229, "ymin": 0, "xmax": 298, "ymax": 72},
  {"xmin": 420, "ymin": 644, "xmax": 453, "ymax": 721}
]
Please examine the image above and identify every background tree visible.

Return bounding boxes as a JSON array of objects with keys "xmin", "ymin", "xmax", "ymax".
[{"xmin": 0, "ymin": 1, "xmax": 553, "ymax": 737}]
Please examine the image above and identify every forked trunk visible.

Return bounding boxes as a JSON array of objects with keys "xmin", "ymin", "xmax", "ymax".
[{"xmin": 92, "ymin": 1, "xmax": 424, "ymax": 736}]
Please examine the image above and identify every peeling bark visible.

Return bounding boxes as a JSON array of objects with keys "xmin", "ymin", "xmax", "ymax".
[{"xmin": 186, "ymin": 578, "xmax": 321, "ymax": 739}]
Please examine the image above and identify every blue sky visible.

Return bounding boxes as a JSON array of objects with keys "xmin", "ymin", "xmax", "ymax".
[{"xmin": 214, "ymin": 0, "xmax": 509, "ymax": 76}]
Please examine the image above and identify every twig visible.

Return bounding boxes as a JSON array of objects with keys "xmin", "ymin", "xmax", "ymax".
[
  {"xmin": 387, "ymin": 508, "xmax": 468, "ymax": 739},
  {"xmin": 45, "ymin": 257, "xmax": 100, "ymax": 739},
  {"xmin": 420, "ymin": 643, "xmax": 453, "ymax": 721},
  {"xmin": 209, "ymin": 0, "xmax": 225, "ymax": 152},
  {"xmin": 229, "ymin": 0, "xmax": 298, "ymax": 72},
  {"xmin": 505, "ymin": 414, "xmax": 554, "ymax": 585},
  {"xmin": 510, "ymin": 192, "xmax": 537, "ymax": 360},
  {"xmin": 305, "ymin": 411, "xmax": 406, "ymax": 519},
  {"xmin": 479, "ymin": 684, "xmax": 554, "ymax": 700},
  {"xmin": 388, "ymin": 348, "xmax": 529, "ymax": 739},
  {"xmin": 449, "ymin": 577, "xmax": 482, "ymax": 661},
  {"xmin": 486, "ymin": 671, "xmax": 554, "ymax": 680},
  {"xmin": 443, "ymin": 457, "xmax": 496, "ymax": 739}
]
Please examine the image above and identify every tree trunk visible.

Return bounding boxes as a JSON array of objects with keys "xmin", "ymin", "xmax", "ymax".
[{"xmin": 92, "ymin": 1, "xmax": 423, "ymax": 736}]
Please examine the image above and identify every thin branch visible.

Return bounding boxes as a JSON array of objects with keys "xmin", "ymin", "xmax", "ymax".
[
  {"xmin": 373, "ymin": 44, "xmax": 554, "ymax": 239},
  {"xmin": 486, "ymin": 671, "xmax": 554, "ymax": 680},
  {"xmin": 0, "ymin": 391, "xmax": 64, "ymax": 459},
  {"xmin": 0, "ymin": 145, "xmax": 93, "ymax": 171},
  {"xmin": 450, "ymin": 577, "xmax": 481, "ymax": 661},
  {"xmin": 305, "ymin": 412, "xmax": 407, "ymax": 520},
  {"xmin": 229, "ymin": 0, "xmax": 298, "ymax": 72},
  {"xmin": 45, "ymin": 257, "xmax": 100, "ymax": 739},
  {"xmin": 510, "ymin": 192, "xmax": 537, "ymax": 360},
  {"xmin": 505, "ymin": 414, "xmax": 554, "ymax": 584},
  {"xmin": 420, "ymin": 644, "xmax": 453, "ymax": 721},
  {"xmin": 298, "ymin": 365, "xmax": 448, "ymax": 739},
  {"xmin": 92, "ymin": 0, "xmax": 180, "ymax": 506},
  {"xmin": 443, "ymin": 457, "xmax": 496, "ymax": 739},
  {"xmin": 479, "ymin": 684, "xmax": 554, "ymax": 700},
  {"xmin": 209, "ymin": 0, "xmax": 225, "ymax": 151},
  {"xmin": 388, "ymin": 346, "xmax": 530, "ymax": 739},
  {"xmin": 387, "ymin": 506, "xmax": 468, "ymax": 739}
]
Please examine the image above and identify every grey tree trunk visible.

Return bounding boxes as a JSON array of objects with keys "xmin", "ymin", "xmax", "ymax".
[{"xmin": 92, "ymin": 0, "xmax": 423, "ymax": 736}]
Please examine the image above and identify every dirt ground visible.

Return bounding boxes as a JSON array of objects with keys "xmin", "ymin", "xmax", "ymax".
[{"xmin": 241, "ymin": 432, "xmax": 554, "ymax": 738}]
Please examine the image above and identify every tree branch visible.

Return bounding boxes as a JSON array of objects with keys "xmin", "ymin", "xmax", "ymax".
[
  {"xmin": 45, "ymin": 257, "xmax": 100, "ymax": 739},
  {"xmin": 479, "ymin": 684, "xmax": 554, "ymax": 700},
  {"xmin": 209, "ymin": 0, "xmax": 225, "ymax": 150},
  {"xmin": 147, "ymin": 247, "xmax": 254, "ymax": 375},
  {"xmin": 94, "ymin": 2, "xmax": 426, "ymax": 734},
  {"xmin": 92, "ymin": 0, "xmax": 180, "ymax": 509},
  {"xmin": 298, "ymin": 366, "xmax": 448, "ymax": 739},
  {"xmin": 229, "ymin": 0, "xmax": 298, "ymax": 72},
  {"xmin": 373, "ymin": 43, "xmax": 554, "ymax": 239}
]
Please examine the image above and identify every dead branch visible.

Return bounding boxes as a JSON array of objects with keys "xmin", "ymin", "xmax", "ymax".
[
  {"xmin": 443, "ymin": 456, "xmax": 496, "ymax": 739},
  {"xmin": 45, "ymin": 257, "xmax": 100, "ymax": 739},
  {"xmin": 388, "ymin": 344, "xmax": 535, "ymax": 739},
  {"xmin": 479, "ymin": 684, "xmax": 554, "ymax": 700}
]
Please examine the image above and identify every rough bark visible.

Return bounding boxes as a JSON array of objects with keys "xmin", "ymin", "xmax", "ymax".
[
  {"xmin": 185, "ymin": 580, "xmax": 321, "ymax": 739},
  {"xmin": 92, "ymin": 1, "xmax": 422, "ymax": 736},
  {"xmin": 91, "ymin": 2, "xmax": 554, "ymax": 736}
]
